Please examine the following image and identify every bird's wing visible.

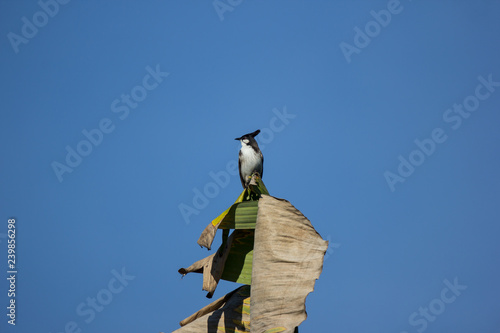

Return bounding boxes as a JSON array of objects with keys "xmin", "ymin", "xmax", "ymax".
[
  {"xmin": 260, "ymin": 152, "xmax": 264, "ymax": 178},
  {"xmin": 238, "ymin": 150, "xmax": 245, "ymax": 188}
]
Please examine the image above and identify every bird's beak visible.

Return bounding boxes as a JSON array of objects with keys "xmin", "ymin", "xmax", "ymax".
[{"xmin": 234, "ymin": 137, "xmax": 241, "ymax": 141}]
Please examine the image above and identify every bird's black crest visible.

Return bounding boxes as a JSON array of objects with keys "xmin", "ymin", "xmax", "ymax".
[{"xmin": 235, "ymin": 129, "xmax": 260, "ymax": 140}]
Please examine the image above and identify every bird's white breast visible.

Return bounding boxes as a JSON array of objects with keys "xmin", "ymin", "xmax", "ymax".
[{"xmin": 240, "ymin": 144, "xmax": 262, "ymax": 176}]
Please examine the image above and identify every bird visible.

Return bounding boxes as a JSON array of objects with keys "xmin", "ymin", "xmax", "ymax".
[{"xmin": 235, "ymin": 129, "xmax": 264, "ymax": 188}]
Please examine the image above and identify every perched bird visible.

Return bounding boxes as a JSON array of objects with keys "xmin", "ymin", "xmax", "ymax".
[{"xmin": 235, "ymin": 129, "xmax": 264, "ymax": 188}]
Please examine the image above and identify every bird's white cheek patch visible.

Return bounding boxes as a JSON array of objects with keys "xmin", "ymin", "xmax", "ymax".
[{"xmin": 242, "ymin": 139, "xmax": 250, "ymax": 144}]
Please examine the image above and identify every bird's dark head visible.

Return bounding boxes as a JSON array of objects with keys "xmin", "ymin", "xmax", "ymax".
[{"xmin": 235, "ymin": 129, "xmax": 260, "ymax": 144}]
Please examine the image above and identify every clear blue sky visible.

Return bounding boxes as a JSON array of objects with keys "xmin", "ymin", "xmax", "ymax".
[{"xmin": 1, "ymin": 1, "xmax": 500, "ymax": 332}]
